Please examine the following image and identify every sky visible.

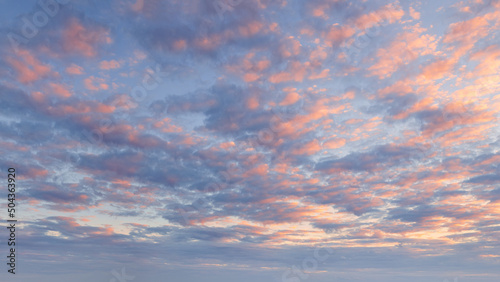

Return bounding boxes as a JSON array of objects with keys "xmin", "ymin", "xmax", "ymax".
[{"xmin": 1, "ymin": 0, "xmax": 500, "ymax": 281}]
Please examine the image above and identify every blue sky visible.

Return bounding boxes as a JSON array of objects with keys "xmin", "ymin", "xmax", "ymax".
[{"xmin": 1, "ymin": 0, "xmax": 500, "ymax": 281}]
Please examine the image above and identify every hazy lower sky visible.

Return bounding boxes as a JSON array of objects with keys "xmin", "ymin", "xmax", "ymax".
[{"xmin": 1, "ymin": 0, "xmax": 500, "ymax": 281}]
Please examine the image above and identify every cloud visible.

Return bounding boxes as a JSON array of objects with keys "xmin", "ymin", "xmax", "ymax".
[
  {"xmin": 47, "ymin": 82, "xmax": 72, "ymax": 98},
  {"xmin": 83, "ymin": 75, "xmax": 109, "ymax": 91},
  {"xmin": 6, "ymin": 49, "xmax": 55, "ymax": 83},
  {"xmin": 368, "ymin": 25, "xmax": 438, "ymax": 78},
  {"xmin": 61, "ymin": 18, "xmax": 110, "ymax": 57},
  {"xmin": 99, "ymin": 59, "xmax": 121, "ymax": 70},
  {"xmin": 65, "ymin": 63, "xmax": 84, "ymax": 75},
  {"xmin": 1, "ymin": 1, "xmax": 500, "ymax": 281}
]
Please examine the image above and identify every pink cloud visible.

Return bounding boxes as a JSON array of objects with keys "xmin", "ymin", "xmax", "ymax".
[
  {"xmin": 279, "ymin": 92, "xmax": 300, "ymax": 106},
  {"xmin": 62, "ymin": 18, "xmax": 110, "ymax": 57},
  {"xmin": 6, "ymin": 49, "xmax": 55, "ymax": 83},
  {"xmin": 195, "ymin": 34, "xmax": 224, "ymax": 51},
  {"xmin": 19, "ymin": 167, "xmax": 48, "ymax": 180},
  {"xmin": 442, "ymin": 11, "xmax": 499, "ymax": 59},
  {"xmin": 48, "ymin": 82, "xmax": 72, "ymax": 98},
  {"xmin": 45, "ymin": 100, "xmax": 116, "ymax": 116},
  {"xmin": 309, "ymin": 46, "xmax": 327, "ymax": 62},
  {"xmin": 353, "ymin": 3, "xmax": 405, "ymax": 30},
  {"xmin": 172, "ymin": 39, "xmax": 187, "ymax": 51},
  {"xmin": 323, "ymin": 138, "xmax": 346, "ymax": 149},
  {"xmin": 409, "ymin": 7, "xmax": 420, "ymax": 20},
  {"xmin": 420, "ymin": 58, "xmax": 456, "ymax": 80},
  {"xmin": 308, "ymin": 69, "xmax": 330, "ymax": 80},
  {"xmin": 243, "ymin": 73, "xmax": 260, "ymax": 82},
  {"xmin": 368, "ymin": 26, "xmax": 438, "ymax": 78},
  {"xmin": 152, "ymin": 118, "xmax": 183, "ymax": 133},
  {"xmin": 291, "ymin": 140, "xmax": 322, "ymax": 155},
  {"xmin": 269, "ymin": 61, "xmax": 308, "ymax": 83},
  {"xmin": 238, "ymin": 21, "xmax": 265, "ymax": 37},
  {"xmin": 225, "ymin": 52, "xmax": 270, "ymax": 82},
  {"xmin": 279, "ymin": 37, "xmax": 301, "ymax": 58},
  {"xmin": 246, "ymin": 96, "xmax": 260, "ymax": 109},
  {"xmin": 323, "ymin": 24, "xmax": 355, "ymax": 48},
  {"xmin": 469, "ymin": 45, "xmax": 500, "ymax": 77},
  {"xmin": 131, "ymin": 0, "xmax": 145, "ymax": 12},
  {"xmin": 243, "ymin": 164, "xmax": 269, "ymax": 177},
  {"xmin": 66, "ymin": 63, "xmax": 84, "ymax": 75},
  {"xmin": 99, "ymin": 60, "xmax": 121, "ymax": 70}
]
